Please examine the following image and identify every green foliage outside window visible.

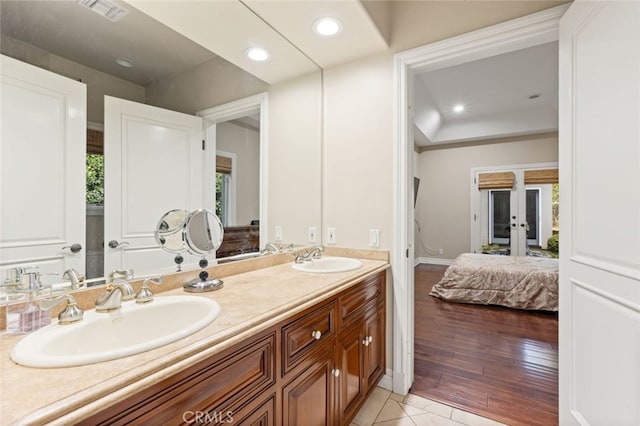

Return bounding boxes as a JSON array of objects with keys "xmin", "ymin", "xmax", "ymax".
[
  {"xmin": 86, "ymin": 154, "xmax": 104, "ymax": 205},
  {"xmin": 215, "ymin": 172, "xmax": 223, "ymax": 218}
]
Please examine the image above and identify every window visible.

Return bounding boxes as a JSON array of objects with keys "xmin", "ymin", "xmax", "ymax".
[
  {"xmin": 215, "ymin": 153, "xmax": 234, "ymax": 227},
  {"xmin": 86, "ymin": 153, "xmax": 104, "ymax": 205},
  {"xmin": 216, "ymin": 171, "xmax": 230, "ymax": 226}
]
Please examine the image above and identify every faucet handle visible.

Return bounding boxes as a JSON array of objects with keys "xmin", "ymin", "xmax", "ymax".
[
  {"xmin": 135, "ymin": 276, "xmax": 163, "ymax": 304},
  {"xmin": 108, "ymin": 269, "xmax": 134, "ymax": 283},
  {"xmin": 40, "ymin": 295, "xmax": 83, "ymax": 325}
]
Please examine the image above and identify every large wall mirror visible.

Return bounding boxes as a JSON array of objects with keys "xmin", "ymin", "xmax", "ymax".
[{"xmin": 0, "ymin": 0, "xmax": 322, "ymax": 286}]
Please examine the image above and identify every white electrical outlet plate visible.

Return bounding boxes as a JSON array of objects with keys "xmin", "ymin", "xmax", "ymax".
[
  {"xmin": 327, "ymin": 227, "xmax": 336, "ymax": 244},
  {"xmin": 308, "ymin": 227, "xmax": 317, "ymax": 243},
  {"xmin": 275, "ymin": 226, "xmax": 283, "ymax": 242},
  {"xmin": 369, "ymin": 229, "xmax": 380, "ymax": 248}
]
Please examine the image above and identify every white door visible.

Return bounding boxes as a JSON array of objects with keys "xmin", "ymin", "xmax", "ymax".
[
  {"xmin": 559, "ymin": 1, "xmax": 640, "ymax": 424},
  {"xmin": 104, "ymin": 96, "xmax": 204, "ymax": 277},
  {"xmin": 0, "ymin": 55, "xmax": 86, "ymax": 285}
]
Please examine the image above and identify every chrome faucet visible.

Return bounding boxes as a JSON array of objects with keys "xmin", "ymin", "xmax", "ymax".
[
  {"xmin": 295, "ymin": 246, "xmax": 323, "ymax": 263},
  {"xmin": 40, "ymin": 295, "xmax": 84, "ymax": 324},
  {"xmin": 95, "ymin": 279, "xmax": 135, "ymax": 312},
  {"xmin": 62, "ymin": 269, "xmax": 85, "ymax": 289},
  {"xmin": 134, "ymin": 277, "xmax": 163, "ymax": 304},
  {"xmin": 261, "ymin": 242, "xmax": 280, "ymax": 255}
]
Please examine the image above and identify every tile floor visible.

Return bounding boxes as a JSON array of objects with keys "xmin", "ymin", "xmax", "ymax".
[{"xmin": 352, "ymin": 387, "xmax": 506, "ymax": 426}]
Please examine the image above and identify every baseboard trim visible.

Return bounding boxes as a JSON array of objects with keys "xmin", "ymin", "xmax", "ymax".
[
  {"xmin": 415, "ymin": 256, "xmax": 454, "ymax": 266},
  {"xmin": 378, "ymin": 369, "xmax": 393, "ymax": 392}
]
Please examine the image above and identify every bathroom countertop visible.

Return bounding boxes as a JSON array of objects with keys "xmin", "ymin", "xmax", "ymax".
[{"xmin": 0, "ymin": 256, "xmax": 389, "ymax": 425}]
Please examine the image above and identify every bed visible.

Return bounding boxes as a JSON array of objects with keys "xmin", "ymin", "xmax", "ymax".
[{"xmin": 429, "ymin": 253, "xmax": 559, "ymax": 311}]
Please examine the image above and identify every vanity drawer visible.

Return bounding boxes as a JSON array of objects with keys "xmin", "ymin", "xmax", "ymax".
[
  {"xmin": 79, "ymin": 329, "xmax": 276, "ymax": 426},
  {"xmin": 282, "ymin": 300, "xmax": 336, "ymax": 375},
  {"xmin": 338, "ymin": 271, "xmax": 384, "ymax": 327}
]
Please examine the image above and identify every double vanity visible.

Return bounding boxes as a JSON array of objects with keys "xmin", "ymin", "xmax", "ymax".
[{"xmin": 1, "ymin": 249, "xmax": 389, "ymax": 425}]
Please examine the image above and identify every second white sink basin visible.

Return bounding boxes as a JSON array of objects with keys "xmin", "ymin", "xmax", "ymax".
[
  {"xmin": 11, "ymin": 295, "xmax": 220, "ymax": 368},
  {"xmin": 292, "ymin": 256, "xmax": 363, "ymax": 273}
]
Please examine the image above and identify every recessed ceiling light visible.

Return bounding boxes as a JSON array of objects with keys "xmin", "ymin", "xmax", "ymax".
[
  {"xmin": 115, "ymin": 57, "xmax": 134, "ymax": 68},
  {"xmin": 453, "ymin": 104, "xmax": 465, "ymax": 113},
  {"xmin": 313, "ymin": 17, "xmax": 343, "ymax": 37},
  {"xmin": 245, "ymin": 47, "xmax": 271, "ymax": 62}
]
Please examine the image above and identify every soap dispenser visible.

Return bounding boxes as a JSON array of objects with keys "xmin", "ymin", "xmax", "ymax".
[{"xmin": 6, "ymin": 272, "xmax": 51, "ymax": 333}]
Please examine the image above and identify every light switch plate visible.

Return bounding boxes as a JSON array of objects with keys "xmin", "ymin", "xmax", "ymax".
[
  {"xmin": 327, "ymin": 227, "xmax": 336, "ymax": 244},
  {"xmin": 308, "ymin": 227, "xmax": 317, "ymax": 243},
  {"xmin": 369, "ymin": 229, "xmax": 380, "ymax": 248},
  {"xmin": 275, "ymin": 225, "xmax": 283, "ymax": 242}
]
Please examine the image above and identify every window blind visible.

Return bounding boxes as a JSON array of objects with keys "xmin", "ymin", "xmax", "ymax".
[
  {"xmin": 477, "ymin": 171, "xmax": 515, "ymax": 190},
  {"xmin": 524, "ymin": 169, "xmax": 558, "ymax": 184},
  {"xmin": 216, "ymin": 155, "xmax": 232, "ymax": 174}
]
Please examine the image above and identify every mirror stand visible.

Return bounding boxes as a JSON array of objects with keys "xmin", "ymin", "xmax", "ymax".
[{"xmin": 183, "ymin": 257, "xmax": 223, "ymax": 293}]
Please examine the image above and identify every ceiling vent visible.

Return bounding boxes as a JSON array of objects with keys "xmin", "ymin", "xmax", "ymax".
[{"xmin": 76, "ymin": 0, "xmax": 128, "ymax": 22}]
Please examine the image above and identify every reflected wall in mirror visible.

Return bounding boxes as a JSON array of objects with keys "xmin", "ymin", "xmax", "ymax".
[{"xmin": 0, "ymin": 0, "xmax": 322, "ymax": 287}]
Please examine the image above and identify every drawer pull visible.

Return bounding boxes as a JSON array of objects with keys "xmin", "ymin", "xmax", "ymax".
[
  {"xmin": 311, "ymin": 330, "xmax": 322, "ymax": 340},
  {"xmin": 332, "ymin": 368, "xmax": 340, "ymax": 377}
]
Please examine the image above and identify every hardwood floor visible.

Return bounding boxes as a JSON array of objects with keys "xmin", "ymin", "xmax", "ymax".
[{"xmin": 412, "ymin": 264, "xmax": 559, "ymax": 426}]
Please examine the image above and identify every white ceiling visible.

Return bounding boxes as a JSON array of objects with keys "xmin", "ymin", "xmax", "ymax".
[{"xmin": 414, "ymin": 41, "xmax": 559, "ymax": 146}]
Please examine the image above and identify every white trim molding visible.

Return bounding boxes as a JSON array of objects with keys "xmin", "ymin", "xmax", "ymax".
[
  {"xmin": 393, "ymin": 3, "xmax": 568, "ymax": 397},
  {"xmin": 198, "ymin": 92, "xmax": 268, "ymax": 249},
  {"xmin": 414, "ymin": 257, "xmax": 454, "ymax": 267}
]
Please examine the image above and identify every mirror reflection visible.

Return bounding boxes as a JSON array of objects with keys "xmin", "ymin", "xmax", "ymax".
[
  {"xmin": 0, "ymin": 0, "xmax": 322, "ymax": 287},
  {"xmin": 154, "ymin": 209, "xmax": 189, "ymax": 254},
  {"xmin": 183, "ymin": 209, "xmax": 224, "ymax": 256}
]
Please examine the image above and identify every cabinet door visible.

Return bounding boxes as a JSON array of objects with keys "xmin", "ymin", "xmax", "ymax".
[
  {"xmin": 337, "ymin": 324, "xmax": 365, "ymax": 423},
  {"xmin": 363, "ymin": 305, "xmax": 385, "ymax": 388},
  {"xmin": 282, "ymin": 349, "xmax": 336, "ymax": 426}
]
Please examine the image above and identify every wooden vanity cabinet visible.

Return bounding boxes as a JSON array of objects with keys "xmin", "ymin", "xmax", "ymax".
[
  {"xmin": 79, "ymin": 328, "xmax": 277, "ymax": 426},
  {"xmin": 336, "ymin": 273, "xmax": 386, "ymax": 424},
  {"xmin": 79, "ymin": 270, "xmax": 385, "ymax": 426}
]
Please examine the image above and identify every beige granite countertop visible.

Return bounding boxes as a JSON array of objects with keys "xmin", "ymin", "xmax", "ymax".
[{"xmin": 0, "ymin": 252, "xmax": 389, "ymax": 425}]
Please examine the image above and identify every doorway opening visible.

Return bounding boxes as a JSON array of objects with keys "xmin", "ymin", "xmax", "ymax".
[{"xmin": 392, "ymin": 0, "xmax": 568, "ymax": 402}]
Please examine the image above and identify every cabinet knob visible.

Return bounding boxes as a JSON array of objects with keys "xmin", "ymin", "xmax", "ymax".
[
  {"xmin": 368, "ymin": 336, "xmax": 373, "ymax": 344},
  {"xmin": 311, "ymin": 330, "xmax": 322, "ymax": 340},
  {"xmin": 362, "ymin": 338, "xmax": 370, "ymax": 346},
  {"xmin": 332, "ymin": 368, "xmax": 340, "ymax": 377}
]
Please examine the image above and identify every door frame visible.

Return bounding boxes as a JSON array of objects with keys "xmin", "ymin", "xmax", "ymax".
[
  {"xmin": 392, "ymin": 4, "xmax": 569, "ymax": 395},
  {"xmin": 198, "ymin": 92, "xmax": 268, "ymax": 250}
]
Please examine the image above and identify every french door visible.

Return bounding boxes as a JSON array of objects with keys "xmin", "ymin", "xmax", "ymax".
[{"xmin": 473, "ymin": 164, "xmax": 557, "ymax": 257}]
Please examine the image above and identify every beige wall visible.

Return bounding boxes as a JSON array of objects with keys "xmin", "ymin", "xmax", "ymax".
[
  {"xmin": 1, "ymin": 35, "xmax": 145, "ymax": 123},
  {"xmin": 323, "ymin": 53, "xmax": 394, "ymax": 250},
  {"xmin": 267, "ymin": 72, "xmax": 323, "ymax": 245},
  {"xmin": 319, "ymin": 1, "xmax": 567, "ymax": 255},
  {"xmin": 216, "ymin": 122, "xmax": 260, "ymax": 226},
  {"xmin": 415, "ymin": 134, "xmax": 559, "ymax": 259}
]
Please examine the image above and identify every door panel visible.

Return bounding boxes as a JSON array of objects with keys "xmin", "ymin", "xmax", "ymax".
[
  {"xmin": 559, "ymin": 1, "xmax": 640, "ymax": 424},
  {"xmin": 104, "ymin": 96, "xmax": 204, "ymax": 276},
  {"xmin": 0, "ymin": 55, "xmax": 86, "ymax": 284}
]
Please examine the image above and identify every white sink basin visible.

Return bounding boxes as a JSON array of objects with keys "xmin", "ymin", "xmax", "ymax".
[
  {"xmin": 292, "ymin": 256, "xmax": 363, "ymax": 273},
  {"xmin": 10, "ymin": 295, "xmax": 220, "ymax": 368}
]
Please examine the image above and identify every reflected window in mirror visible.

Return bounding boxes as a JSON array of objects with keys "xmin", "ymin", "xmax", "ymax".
[
  {"xmin": 86, "ymin": 128, "xmax": 105, "ymax": 280},
  {"xmin": 215, "ymin": 153, "xmax": 234, "ymax": 227}
]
